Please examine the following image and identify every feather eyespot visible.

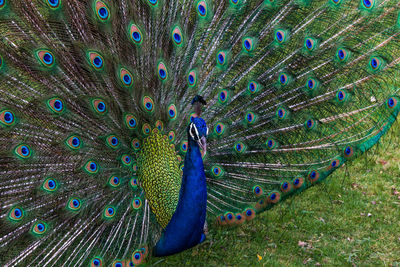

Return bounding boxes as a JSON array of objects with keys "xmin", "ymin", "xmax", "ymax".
[
  {"xmin": 188, "ymin": 70, "xmax": 197, "ymax": 87},
  {"xmin": 172, "ymin": 26, "xmax": 183, "ymax": 46},
  {"xmin": 243, "ymin": 208, "xmax": 255, "ymax": 221},
  {"xmin": 180, "ymin": 141, "xmax": 188, "ymax": 153},
  {"xmin": 155, "ymin": 120, "xmax": 163, "ymax": 131},
  {"xmin": 32, "ymin": 221, "xmax": 48, "ymax": 235},
  {"xmin": 248, "ymin": 81, "xmax": 259, "ymax": 94},
  {"xmin": 305, "ymin": 119, "xmax": 316, "ymax": 130},
  {"xmin": 336, "ymin": 90, "xmax": 347, "ymax": 102},
  {"xmin": 216, "ymin": 51, "xmax": 226, "ymax": 66},
  {"xmin": 143, "ymin": 96, "xmax": 154, "ymax": 113},
  {"xmin": 67, "ymin": 198, "xmax": 81, "ymax": 211},
  {"xmin": 142, "ymin": 123, "xmax": 151, "ymax": 136},
  {"xmin": 109, "ymin": 176, "xmax": 120, "ymax": 187},
  {"xmin": 132, "ymin": 197, "xmax": 142, "ymax": 210},
  {"xmin": 361, "ymin": 0, "xmax": 375, "ymax": 9},
  {"xmin": 9, "ymin": 207, "xmax": 24, "ymax": 221},
  {"xmin": 0, "ymin": 0, "xmax": 6, "ymax": 8},
  {"xmin": 47, "ymin": 97, "xmax": 65, "ymax": 114},
  {"xmin": 217, "ymin": 214, "xmax": 227, "ymax": 225},
  {"xmin": 14, "ymin": 144, "xmax": 32, "ymax": 159},
  {"xmin": 112, "ymin": 260, "xmax": 123, "ymax": 267},
  {"xmin": 234, "ymin": 141, "xmax": 246, "ymax": 153},
  {"xmin": 167, "ymin": 131, "xmax": 175, "ymax": 143},
  {"xmin": 147, "ymin": 0, "xmax": 158, "ymax": 6},
  {"xmin": 243, "ymin": 39, "xmax": 251, "ymax": 50},
  {"xmin": 0, "ymin": 110, "xmax": 16, "ymax": 126},
  {"xmin": 106, "ymin": 135, "xmax": 119, "ymax": 149},
  {"xmin": 131, "ymin": 138, "xmax": 140, "ymax": 152},
  {"xmin": 387, "ymin": 97, "xmax": 398, "ymax": 109},
  {"xmin": 328, "ymin": 158, "xmax": 341, "ymax": 170},
  {"xmin": 129, "ymin": 24, "xmax": 143, "ymax": 45},
  {"xmin": 245, "ymin": 112, "xmax": 256, "ymax": 124},
  {"xmin": 104, "ymin": 206, "xmax": 115, "ymax": 219},
  {"xmin": 242, "ymin": 37, "xmax": 255, "ymax": 52},
  {"xmin": 211, "ymin": 165, "xmax": 223, "ymax": 177},
  {"xmin": 65, "ymin": 135, "xmax": 82, "ymax": 150},
  {"xmin": 267, "ymin": 191, "xmax": 281, "ymax": 204},
  {"xmin": 343, "ymin": 146, "xmax": 354, "ymax": 158},
  {"xmin": 306, "ymin": 38, "xmax": 313, "ymax": 49},
  {"xmin": 276, "ymin": 31, "xmax": 284, "ymax": 42},
  {"xmin": 279, "ymin": 73, "xmax": 289, "ymax": 85},
  {"xmin": 265, "ymin": 138, "xmax": 277, "ymax": 149},
  {"xmin": 132, "ymin": 163, "xmax": 138, "ymax": 173},
  {"xmin": 119, "ymin": 68, "xmax": 133, "ymax": 87},
  {"xmin": 275, "ymin": 29, "xmax": 287, "ymax": 44},
  {"xmin": 132, "ymin": 249, "xmax": 144, "ymax": 265},
  {"xmin": 369, "ymin": 56, "xmax": 383, "ymax": 71},
  {"xmin": 95, "ymin": 1, "xmax": 110, "ymax": 22},
  {"xmin": 235, "ymin": 213, "xmax": 245, "ymax": 225},
  {"xmin": 254, "ymin": 199, "xmax": 266, "ymax": 211},
  {"xmin": 218, "ymin": 89, "xmax": 228, "ymax": 103},
  {"xmin": 88, "ymin": 51, "xmax": 104, "ymax": 70},
  {"xmin": 253, "ymin": 185, "xmax": 263, "ymax": 197},
  {"xmin": 36, "ymin": 50, "xmax": 55, "ymax": 68},
  {"xmin": 304, "ymin": 37, "xmax": 317, "ymax": 51},
  {"xmin": 157, "ymin": 62, "xmax": 168, "ymax": 81},
  {"xmin": 308, "ymin": 170, "xmax": 320, "ymax": 183},
  {"xmin": 224, "ymin": 212, "xmax": 235, "ymax": 224},
  {"xmin": 280, "ymin": 181, "xmax": 292, "ymax": 193},
  {"xmin": 168, "ymin": 104, "xmax": 177, "ymax": 120},
  {"xmin": 276, "ymin": 107, "xmax": 287, "ymax": 119},
  {"xmin": 125, "ymin": 114, "xmax": 137, "ymax": 129},
  {"xmin": 292, "ymin": 176, "xmax": 304, "ymax": 189},
  {"xmin": 43, "ymin": 178, "xmax": 58, "ymax": 192},
  {"xmin": 306, "ymin": 78, "xmax": 318, "ymax": 90},
  {"xmin": 91, "ymin": 257, "xmax": 103, "ymax": 267},
  {"xmin": 91, "ymin": 99, "xmax": 107, "ymax": 115},
  {"xmin": 121, "ymin": 154, "xmax": 132, "ymax": 166},
  {"xmin": 84, "ymin": 160, "xmax": 99, "ymax": 174},
  {"xmin": 130, "ymin": 177, "xmax": 138, "ymax": 189},
  {"xmin": 214, "ymin": 122, "xmax": 225, "ymax": 135},
  {"xmin": 46, "ymin": 0, "xmax": 60, "ymax": 9},
  {"xmin": 196, "ymin": 0, "xmax": 208, "ymax": 17},
  {"xmin": 255, "ymin": 199, "xmax": 266, "ymax": 212},
  {"xmin": 331, "ymin": 160, "xmax": 339, "ymax": 167},
  {"xmin": 336, "ymin": 48, "xmax": 349, "ymax": 62}
]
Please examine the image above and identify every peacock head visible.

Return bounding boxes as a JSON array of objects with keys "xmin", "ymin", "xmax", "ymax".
[{"xmin": 191, "ymin": 95, "xmax": 207, "ymax": 117}]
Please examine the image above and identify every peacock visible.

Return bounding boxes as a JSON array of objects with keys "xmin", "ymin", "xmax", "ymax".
[{"xmin": 1, "ymin": 0, "xmax": 400, "ymax": 265}]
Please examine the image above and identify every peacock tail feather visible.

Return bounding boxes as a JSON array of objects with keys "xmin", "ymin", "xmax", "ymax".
[{"xmin": 1, "ymin": 0, "xmax": 400, "ymax": 265}]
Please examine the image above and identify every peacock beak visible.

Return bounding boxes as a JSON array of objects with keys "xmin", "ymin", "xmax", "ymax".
[{"xmin": 197, "ymin": 136, "xmax": 207, "ymax": 154}]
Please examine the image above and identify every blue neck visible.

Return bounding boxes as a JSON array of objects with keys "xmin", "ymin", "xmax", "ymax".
[{"xmin": 153, "ymin": 138, "xmax": 207, "ymax": 256}]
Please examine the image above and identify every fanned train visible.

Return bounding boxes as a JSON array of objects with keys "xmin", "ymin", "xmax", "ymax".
[{"xmin": 1, "ymin": 0, "xmax": 400, "ymax": 266}]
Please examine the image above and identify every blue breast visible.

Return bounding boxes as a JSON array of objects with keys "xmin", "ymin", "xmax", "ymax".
[{"xmin": 153, "ymin": 134, "xmax": 207, "ymax": 256}]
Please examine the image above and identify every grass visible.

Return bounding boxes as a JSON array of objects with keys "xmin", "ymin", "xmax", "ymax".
[{"xmin": 148, "ymin": 123, "xmax": 400, "ymax": 266}]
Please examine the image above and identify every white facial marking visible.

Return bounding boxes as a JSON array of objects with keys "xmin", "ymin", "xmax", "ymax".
[{"xmin": 190, "ymin": 123, "xmax": 200, "ymax": 140}]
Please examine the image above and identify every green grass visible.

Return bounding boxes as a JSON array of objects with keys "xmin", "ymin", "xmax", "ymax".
[{"xmin": 149, "ymin": 124, "xmax": 400, "ymax": 266}]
